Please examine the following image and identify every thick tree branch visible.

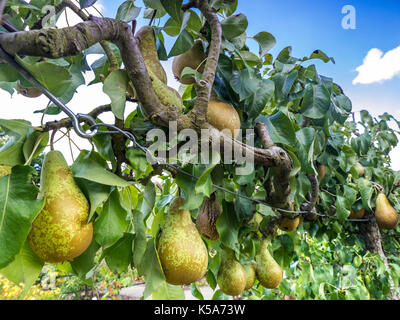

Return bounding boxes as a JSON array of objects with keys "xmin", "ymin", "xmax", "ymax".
[{"xmin": 189, "ymin": 0, "xmax": 222, "ymax": 124}]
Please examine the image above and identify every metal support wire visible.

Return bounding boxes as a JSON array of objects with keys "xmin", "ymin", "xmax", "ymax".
[
  {"xmin": 0, "ymin": 44, "xmax": 98, "ymax": 138},
  {"xmin": 0, "ymin": 45, "xmax": 372, "ymax": 222}
]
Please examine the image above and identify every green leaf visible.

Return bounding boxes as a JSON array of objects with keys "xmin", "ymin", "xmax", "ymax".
[
  {"xmin": 255, "ymin": 112, "xmax": 296, "ymax": 146},
  {"xmin": 103, "ymin": 69, "xmax": 129, "ymax": 120},
  {"xmin": 0, "ymin": 242, "xmax": 44, "ymax": 295},
  {"xmin": 252, "ymin": 31, "xmax": 276, "ymax": 57},
  {"xmin": 103, "ymin": 233, "xmax": 134, "ymax": 274},
  {"xmin": 75, "ymin": 178, "xmax": 112, "ymax": 222},
  {"xmin": 216, "ymin": 201, "xmax": 240, "ymax": 252},
  {"xmin": 190, "ymin": 282, "xmax": 205, "ymax": 300},
  {"xmin": 116, "ymin": 1, "xmax": 141, "ymax": 22},
  {"xmin": 175, "ymin": 165, "xmax": 205, "ymax": 210},
  {"xmin": 136, "ymin": 181, "xmax": 156, "ymax": 217},
  {"xmin": 22, "ymin": 131, "xmax": 49, "ymax": 165},
  {"xmin": 138, "ymin": 239, "xmax": 166, "ymax": 299},
  {"xmin": 126, "ymin": 148, "xmax": 154, "ymax": 180},
  {"xmin": 160, "ymin": 0, "xmax": 182, "ymax": 23},
  {"xmin": 0, "ymin": 166, "xmax": 44, "ymax": 269},
  {"xmin": 272, "ymin": 70, "xmax": 298, "ymax": 102},
  {"xmin": 247, "ymin": 79, "xmax": 274, "ymax": 122},
  {"xmin": 301, "ymin": 84, "xmax": 331, "ymax": 119},
  {"xmin": 335, "ymin": 195, "xmax": 350, "ymax": 222},
  {"xmin": 357, "ymin": 178, "xmax": 374, "ymax": 212},
  {"xmin": 195, "ymin": 152, "xmax": 220, "ymax": 197},
  {"xmin": 17, "ymin": 59, "xmax": 73, "ymax": 98},
  {"xmin": 79, "ymin": 0, "xmax": 97, "ymax": 9},
  {"xmin": 168, "ymin": 30, "xmax": 194, "ymax": 57},
  {"xmin": 94, "ymin": 189, "xmax": 129, "ymax": 248},
  {"xmin": 0, "ymin": 119, "xmax": 32, "ymax": 166},
  {"xmin": 71, "ymin": 150, "xmax": 132, "ymax": 187},
  {"xmin": 221, "ymin": 13, "xmax": 248, "ymax": 40},
  {"xmin": 163, "ymin": 17, "xmax": 181, "ymax": 36},
  {"xmin": 230, "ymin": 68, "xmax": 260, "ymax": 101},
  {"xmin": 309, "ymin": 49, "xmax": 335, "ymax": 64},
  {"xmin": 70, "ymin": 239, "xmax": 100, "ymax": 284},
  {"xmin": 152, "ymin": 282, "xmax": 185, "ymax": 300},
  {"xmin": 132, "ymin": 209, "xmax": 148, "ymax": 270}
]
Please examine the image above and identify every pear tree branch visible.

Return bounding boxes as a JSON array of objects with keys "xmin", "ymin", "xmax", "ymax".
[
  {"xmin": 0, "ymin": 16, "xmax": 295, "ymax": 181},
  {"xmin": 189, "ymin": 0, "xmax": 222, "ymax": 124}
]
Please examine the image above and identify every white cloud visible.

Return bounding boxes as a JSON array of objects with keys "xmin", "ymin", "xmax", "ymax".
[{"xmin": 353, "ymin": 46, "xmax": 400, "ymax": 85}]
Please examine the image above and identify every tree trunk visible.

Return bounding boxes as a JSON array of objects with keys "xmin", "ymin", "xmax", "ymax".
[{"xmin": 358, "ymin": 211, "xmax": 399, "ymax": 300}]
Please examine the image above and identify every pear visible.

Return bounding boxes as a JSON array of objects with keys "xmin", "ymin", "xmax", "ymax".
[
  {"xmin": 157, "ymin": 197, "xmax": 208, "ymax": 285},
  {"xmin": 136, "ymin": 26, "xmax": 167, "ymax": 84},
  {"xmin": 207, "ymin": 100, "xmax": 241, "ymax": 139},
  {"xmin": 0, "ymin": 165, "xmax": 12, "ymax": 177},
  {"xmin": 148, "ymin": 68, "xmax": 183, "ymax": 111},
  {"xmin": 16, "ymin": 81, "xmax": 42, "ymax": 98},
  {"xmin": 317, "ymin": 164, "xmax": 326, "ymax": 180},
  {"xmin": 27, "ymin": 151, "xmax": 93, "ymax": 263},
  {"xmin": 354, "ymin": 162, "xmax": 365, "ymax": 177},
  {"xmin": 243, "ymin": 264, "xmax": 256, "ymax": 290},
  {"xmin": 349, "ymin": 208, "xmax": 365, "ymax": 219},
  {"xmin": 217, "ymin": 256, "xmax": 247, "ymax": 296},
  {"xmin": 256, "ymin": 239, "xmax": 283, "ymax": 289},
  {"xmin": 172, "ymin": 39, "xmax": 207, "ymax": 85},
  {"xmin": 278, "ymin": 214, "xmax": 300, "ymax": 232},
  {"xmin": 374, "ymin": 192, "xmax": 398, "ymax": 230}
]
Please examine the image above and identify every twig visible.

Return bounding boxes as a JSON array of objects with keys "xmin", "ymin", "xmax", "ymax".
[
  {"xmin": 148, "ymin": 9, "xmax": 157, "ymax": 26},
  {"xmin": 42, "ymin": 104, "xmax": 112, "ymax": 132}
]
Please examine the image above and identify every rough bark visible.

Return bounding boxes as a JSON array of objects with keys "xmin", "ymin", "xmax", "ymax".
[{"xmin": 358, "ymin": 211, "xmax": 400, "ymax": 300}]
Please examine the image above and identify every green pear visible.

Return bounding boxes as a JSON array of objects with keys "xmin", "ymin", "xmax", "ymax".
[
  {"xmin": 157, "ymin": 197, "xmax": 208, "ymax": 285},
  {"xmin": 0, "ymin": 165, "xmax": 12, "ymax": 177},
  {"xmin": 136, "ymin": 26, "xmax": 167, "ymax": 84},
  {"xmin": 375, "ymin": 192, "xmax": 398, "ymax": 230},
  {"xmin": 256, "ymin": 239, "xmax": 283, "ymax": 289},
  {"xmin": 27, "ymin": 151, "xmax": 93, "ymax": 263},
  {"xmin": 217, "ymin": 255, "xmax": 247, "ymax": 296},
  {"xmin": 354, "ymin": 162, "xmax": 365, "ymax": 177},
  {"xmin": 243, "ymin": 264, "xmax": 256, "ymax": 290}
]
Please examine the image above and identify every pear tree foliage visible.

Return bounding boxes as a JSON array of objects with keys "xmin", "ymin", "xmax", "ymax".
[{"xmin": 0, "ymin": 0, "xmax": 400, "ymax": 300}]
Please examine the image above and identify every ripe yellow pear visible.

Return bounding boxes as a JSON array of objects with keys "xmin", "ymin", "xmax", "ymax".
[
  {"xmin": 374, "ymin": 192, "xmax": 398, "ymax": 230},
  {"xmin": 217, "ymin": 256, "xmax": 247, "ymax": 296},
  {"xmin": 157, "ymin": 197, "xmax": 208, "ymax": 285},
  {"xmin": 207, "ymin": 100, "xmax": 241, "ymax": 139},
  {"xmin": 172, "ymin": 39, "xmax": 207, "ymax": 85},
  {"xmin": 256, "ymin": 239, "xmax": 283, "ymax": 289},
  {"xmin": 27, "ymin": 151, "xmax": 93, "ymax": 263}
]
